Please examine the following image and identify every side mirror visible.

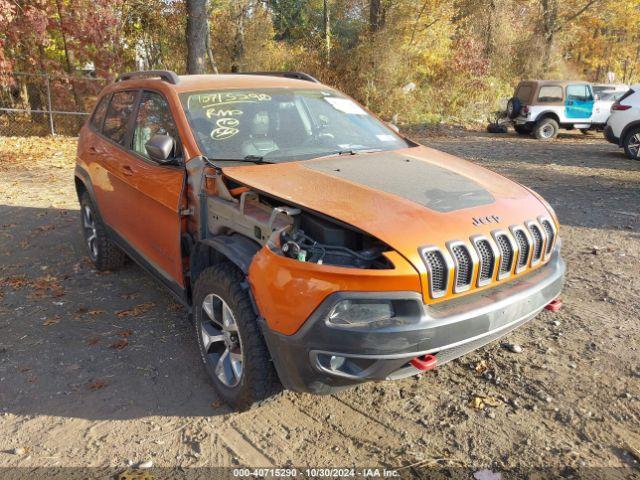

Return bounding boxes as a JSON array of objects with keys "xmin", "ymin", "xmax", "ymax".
[
  {"xmin": 387, "ymin": 122, "xmax": 400, "ymax": 133},
  {"xmin": 145, "ymin": 134, "xmax": 175, "ymax": 163}
]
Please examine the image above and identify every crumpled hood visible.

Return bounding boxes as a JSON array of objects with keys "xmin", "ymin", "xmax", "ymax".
[{"xmin": 222, "ymin": 145, "xmax": 553, "ymax": 277}]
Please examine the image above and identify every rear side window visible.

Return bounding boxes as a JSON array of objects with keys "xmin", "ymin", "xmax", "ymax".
[
  {"xmin": 90, "ymin": 95, "xmax": 109, "ymax": 130},
  {"xmin": 516, "ymin": 85, "xmax": 532, "ymax": 102},
  {"xmin": 566, "ymin": 84, "xmax": 593, "ymax": 102},
  {"xmin": 131, "ymin": 91, "xmax": 180, "ymax": 159},
  {"xmin": 103, "ymin": 91, "xmax": 137, "ymax": 145},
  {"xmin": 537, "ymin": 86, "xmax": 563, "ymax": 102}
]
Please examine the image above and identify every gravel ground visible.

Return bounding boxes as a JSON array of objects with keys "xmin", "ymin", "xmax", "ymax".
[{"xmin": 0, "ymin": 130, "xmax": 639, "ymax": 477}]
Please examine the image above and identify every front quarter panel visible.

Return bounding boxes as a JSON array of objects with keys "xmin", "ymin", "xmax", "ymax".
[{"xmin": 248, "ymin": 247, "xmax": 422, "ymax": 335}]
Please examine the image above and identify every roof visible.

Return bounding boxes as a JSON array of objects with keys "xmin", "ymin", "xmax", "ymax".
[{"xmin": 116, "ymin": 73, "xmax": 329, "ymax": 93}]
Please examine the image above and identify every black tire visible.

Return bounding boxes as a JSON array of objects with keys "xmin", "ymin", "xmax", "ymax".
[
  {"xmin": 533, "ymin": 117, "xmax": 559, "ymax": 140},
  {"xmin": 514, "ymin": 125, "xmax": 532, "ymax": 135},
  {"xmin": 623, "ymin": 126, "xmax": 640, "ymax": 160},
  {"xmin": 193, "ymin": 263, "xmax": 281, "ymax": 410},
  {"xmin": 79, "ymin": 192, "xmax": 127, "ymax": 271},
  {"xmin": 506, "ymin": 97, "xmax": 522, "ymax": 119}
]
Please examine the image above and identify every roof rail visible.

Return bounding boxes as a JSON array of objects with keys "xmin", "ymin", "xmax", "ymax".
[
  {"xmin": 239, "ymin": 71, "xmax": 320, "ymax": 83},
  {"xmin": 116, "ymin": 70, "xmax": 180, "ymax": 85}
]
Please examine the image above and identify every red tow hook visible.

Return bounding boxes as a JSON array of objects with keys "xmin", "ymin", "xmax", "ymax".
[
  {"xmin": 545, "ymin": 299, "xmax": 563, "ymax": 311},
  {"xmin": 410, "ymin": 354, "xmax": 437, "ymax": 371}
]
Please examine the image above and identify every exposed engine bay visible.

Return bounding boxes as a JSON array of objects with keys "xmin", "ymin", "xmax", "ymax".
[{"xmin": 206, "ymin": 178, "xmax": 392, "ymax": 269}]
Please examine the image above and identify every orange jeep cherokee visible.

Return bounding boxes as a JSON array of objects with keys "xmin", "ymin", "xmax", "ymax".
[{"xmin": 75, "ymin": 70, "xmax": 565, "ymax": 410}]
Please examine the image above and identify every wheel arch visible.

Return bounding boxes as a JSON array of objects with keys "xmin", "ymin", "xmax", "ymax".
[
  {"xmin": 189, "ymin": 234, "xmax": 262, "ymax": 286},
  {"xmin": 620, "ymin": 120, "xmax": 640, "ymax": 145},
  {"xmin": 535, "ymin": 111, "xmax": 560, "ymax": 124}
]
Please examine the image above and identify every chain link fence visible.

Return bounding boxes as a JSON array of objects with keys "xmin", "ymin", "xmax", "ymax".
[{"xmin": 0, "ymin": 72, "xmax": 110, "ymax": 137}]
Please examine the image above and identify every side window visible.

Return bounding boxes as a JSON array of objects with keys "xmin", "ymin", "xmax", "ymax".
[
  {"xmin": 132, "ymin": 91, "xmax": 180, "ymax": 159},
  {"xmin": 566, "ymin": 84, "xmax": 593, "ymax": 102},
  {"xmin": 516, "ymin": 85, "xmax": 532, "ymax": 103},
  {"xmin": 90, "ymin": 95, "xmax": 109, "ymax": 130},
  {"xmin": 537, "ymin": 86, "xmax": 563, "ymax": 103},
  {"xmin": 103, "ymin": 91, "xmax": 137, "ymax": 145}
]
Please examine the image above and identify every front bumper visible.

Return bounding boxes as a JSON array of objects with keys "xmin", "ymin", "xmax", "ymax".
[{"xmin": 262, "ymin": 251, "xmax": 565, "ymax": 394}]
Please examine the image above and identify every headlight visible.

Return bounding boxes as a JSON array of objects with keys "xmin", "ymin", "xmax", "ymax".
[{"xmin": 326, "ymin": 298, "xmax": 421, "ymax": 329}]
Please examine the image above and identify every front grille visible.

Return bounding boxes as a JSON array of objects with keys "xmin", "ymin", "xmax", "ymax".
[
  {"xmin": 513, "ymin": 229, "xmax": 530, "ymax": 268},
  {"xmin": 529, "ymin": 224, "xmax": 544, "ymax": 261},
  {"xmin": 476, "ymin": 239, "xmax": 495, "ymax": 282},
  {"xmin": 541, "ymin": 219, "xmax": 555, "ymax": 255},
  {"xmin": 451, "ymin": 245, "xmax": 473, "ymax": 288},
  {"xmin": 423, "ymin": 249, "xmax": 447, "ymax": 294},
  {"xmin": 421, "ymin": 218, "xmax": 555, "ymax": 299},
  {"xmin": 496, "ymin": 234, "xmax": 514, "ymax": 275}
]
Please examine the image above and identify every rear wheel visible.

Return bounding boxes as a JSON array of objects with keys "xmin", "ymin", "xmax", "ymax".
[
  {"xmin": 623, "ymin": 127, "xmax": 640, "ymax": 160},
  {"xmin": 534, "ymin": 118, "xmax": 559, "ymax": 140},
  {"xmin": 79, "ymin": 192, "xmax": 126, "ymax": 271},
  {"xmin": 194, "ymin": 263, "xmax": 281, "ymax": 410}
]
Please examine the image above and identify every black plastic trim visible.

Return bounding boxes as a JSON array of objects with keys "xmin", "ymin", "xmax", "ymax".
[{"xmin": 117, "ymin": 70, "xmax": 180, "ymax": 85}]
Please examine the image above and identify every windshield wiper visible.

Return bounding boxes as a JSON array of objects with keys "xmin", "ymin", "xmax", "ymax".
[{"xmin": 208, "ymin": 155, "xmax": 273, "ymax": 165}]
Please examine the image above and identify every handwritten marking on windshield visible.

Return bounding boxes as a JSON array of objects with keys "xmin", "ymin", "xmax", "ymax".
[{"xmin": 211, "ymin": 118, "xmax": 240, "ymax": 140}]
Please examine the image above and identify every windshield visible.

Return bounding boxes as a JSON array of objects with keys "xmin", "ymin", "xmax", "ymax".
[{"xmin": 180, "ymin": 89, "xmax": 409, "ymax": 163}]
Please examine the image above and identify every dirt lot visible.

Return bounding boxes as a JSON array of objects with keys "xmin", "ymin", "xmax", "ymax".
[{"xmin": 0, "ymin": 131, "xmax": 639, "ymax": 476}]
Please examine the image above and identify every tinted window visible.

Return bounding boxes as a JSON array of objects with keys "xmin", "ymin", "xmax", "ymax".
[
  {"xmin": 103, "ymin": 91, "xmax": 137, "ymax": 145},
  {"xmin": 516, "ymin": 85, "xmax": 532, "ymax": 102},
  {"xmin": 566, "ymin": 84, "xmax": 593, "ymax": 102},
  {"xmin": 132, "ymin": 91, "xmax": 180, "ymax": 159},
  {"xmin": 537, "ymin": 86, "xmax": 563, "ymax": 102},
  {"xmin": 90, "ymin": 95, "xmax": 109, "ymax": 130}
]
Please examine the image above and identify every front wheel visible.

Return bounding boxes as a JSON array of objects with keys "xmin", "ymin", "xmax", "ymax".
[
  {"xmin": 534, "ymin": 118, "xmax": 559, "ymax": 140},
  {"xmin": 193, "ymin": 263, "xmax": 281, "ymax": 410},
  {"xmin": 623, "ymin": 127, "xmax": 640, "ymax": 160}
]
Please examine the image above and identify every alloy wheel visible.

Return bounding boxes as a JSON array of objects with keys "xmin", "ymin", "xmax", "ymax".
[
  {"xmin": 200, "ymin": 293, "xmax": 244, "ymax": 387},
  {"xmin": 628, "ymin": 133, "xmax": 640, "ymax": 158},
  {"xmin": 82, "ymin": 205, "xmax": 98, "ymax": 260}
]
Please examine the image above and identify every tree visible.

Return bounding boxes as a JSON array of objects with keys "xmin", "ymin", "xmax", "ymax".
[{"xmin": 186, "ymin": 0, "xmax": 208, "ymax": 74}]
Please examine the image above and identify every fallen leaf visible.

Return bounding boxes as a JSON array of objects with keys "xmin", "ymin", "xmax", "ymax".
[
  {"xmin": 116, "ymin": 302, "xmax": 155, "ymax": 318},
  {"xmin": 86, "ymin": 336, "xmax": 100, "ymax": 346},
  {"xmin": 42, "ymin": 315, "xmax": 60, "ymax": 326},
  {"xmin": 110, "ymin": 339, "xmax": 129, "ymax": 350},
  {"xmin": 475, "ymin": 360, "xmax": 489, "ymax": 373},
  {"xmin": 87, "ymin": 379, "xmax": 107, "ymax": 390},
  {"xmin": 210, "ymin": 400, "xmax": 224, "ymax": 409},
  {"xmin": 117, "ymin": 329, "xmax": 133, "ymax": 338},
  {"xmin": 470, "ymin": 395, "xmax": 502, "ymax": 410}
]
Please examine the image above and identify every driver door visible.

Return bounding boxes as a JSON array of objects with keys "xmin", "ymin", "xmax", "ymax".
[{"xmin": 115, "ymin": 90, "xmax": 186, "ymax": 288}]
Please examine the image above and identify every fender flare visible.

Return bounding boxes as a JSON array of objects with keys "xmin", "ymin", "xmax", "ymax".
[
  {"xmin": 620, "ymin": 120, "xmax": 640, "ymax": 146},
  {"xmin": 74, "ymin": 165, "xmax": 103, "ymax": 218},
  {"xmin": 190, "ymin": 234, "xmax": 262, "ymax": 284}
]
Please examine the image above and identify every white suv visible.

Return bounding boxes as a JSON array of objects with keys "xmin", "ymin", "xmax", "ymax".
[{"xmin": 604, "ymin": 84, "xmax": 640, "ymax": 160}]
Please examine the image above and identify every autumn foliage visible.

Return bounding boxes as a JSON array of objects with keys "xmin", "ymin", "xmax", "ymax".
[{"xmin": 1, "ymin": 0, "xmax": 639, "ymax": 124}]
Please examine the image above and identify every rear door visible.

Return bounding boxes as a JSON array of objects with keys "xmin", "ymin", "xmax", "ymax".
[
  {"xmin": 113, "ymin": 90, "xmax": 186, "ymax": 287},
  {"xmin": 565, "ymin": 84, "xmax": 594, "ymax": 119},
  {"xmin": 92, "ymin": 90, "xmax": 139, "ymax": 232}
]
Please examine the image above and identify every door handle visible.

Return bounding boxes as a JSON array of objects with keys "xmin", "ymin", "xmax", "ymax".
[{"xmin": 121, "ymin": 165, "xmax": 135, "ymax": 176}]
